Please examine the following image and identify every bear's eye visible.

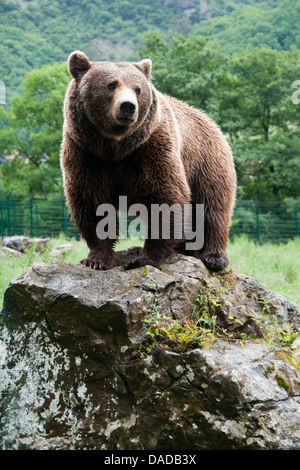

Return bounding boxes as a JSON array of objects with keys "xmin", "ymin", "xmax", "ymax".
[
  {"xmin": 107, "ymin": 81, "xmax": 118, "ymax": 91},
  {"xmin": 135, "ymin": 88, "xmax": 141, "ymax": 96}
]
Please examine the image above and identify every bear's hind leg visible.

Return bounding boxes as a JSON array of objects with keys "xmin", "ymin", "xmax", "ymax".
[
  {"xmin": 183, "ymin": 201, "xmax": 230, "ymax": 272},
  {"xmin": 200, "ymin": 253, "xmax": 229, "ymax": 272},
  {"xmin": 199, "ymin": 206, "xmax": 230, "ymax": 272}
]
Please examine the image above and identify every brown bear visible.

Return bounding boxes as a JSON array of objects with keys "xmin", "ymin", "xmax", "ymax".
[{"xmin": 61, "ymin": 51, "xmax": 236, "ymax": 272}]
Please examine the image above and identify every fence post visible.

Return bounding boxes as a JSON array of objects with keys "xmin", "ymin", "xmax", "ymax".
[
  {"xmin": 7, "ymin": 194, "xmax": 11, "ymax": 236},
  {"xmin": 0, "ymin": 200, "xmax": 3, "ymax": 237},
  {"xmin": 296, "ymin": 207, "xmax": 299, "ymax": 237},
  {"xmin": 62, "ymin": 198, "xmax": 65, "ymax": 235},
  {"xmin": 13, "ymin": 202, "xmax": 16, "ymax": 235},
  {"xmin": 30, "ymin": 198, "xmax": 34, "ymax": 238},
  {"xmin": 36, "ymin": 203, "xmax": 39, "ymax": 237},
  {"xmin": 256, "ymin": 205, "xmax": 260, "ymax": 244}
]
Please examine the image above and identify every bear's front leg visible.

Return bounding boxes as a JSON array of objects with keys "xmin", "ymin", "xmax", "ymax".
[
  {"xmin": 64, "ymin": 178, "xmax": 117, "ymax": 270},
  {"xmin": 124, "ymin": 197, "xmax": 188, "ymax": 270},
  {"xmin": 62, "ymin": 141, "xmax": 118, "ymax": 270},
  {"xmin": 124, "ymin": 128, "xmax": 191, "ymax": 270},
  {"xmin": 80, "ymin": 239, "xmax": 115, "ymax": 270},
  {"xmin": 79, "ymin": 209, "xmax": 118, "ymax": 270}
]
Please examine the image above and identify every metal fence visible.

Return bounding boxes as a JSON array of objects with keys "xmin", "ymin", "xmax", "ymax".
[
  {"xmin": 0, "ymin": 196, "xmax": 78, "ymax": 240},
  {"xmin": 230, "ymin": 200, "xmax": 300, "ymax": 244},
  {"xmin": 0, "ymin": 195, "xmax": 299, "ymax": 244}
]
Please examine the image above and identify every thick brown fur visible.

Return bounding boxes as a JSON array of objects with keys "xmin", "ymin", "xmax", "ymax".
[{"xmin": 61, "ymin": 51, "xmax": 237, "ymax": 272}]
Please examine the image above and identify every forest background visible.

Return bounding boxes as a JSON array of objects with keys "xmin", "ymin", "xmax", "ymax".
[{"xmin": 0, "ymin": 0, "xmax": 300, "ymax": 242}]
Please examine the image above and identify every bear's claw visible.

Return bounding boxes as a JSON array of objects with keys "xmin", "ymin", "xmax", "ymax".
[{"xmin": 80, "ymin": 258, "xmax": 111, "ymax": 270}]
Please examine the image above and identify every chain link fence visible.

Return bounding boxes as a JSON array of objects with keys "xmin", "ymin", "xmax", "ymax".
[{"xmin": 0, "ymin": 195, "xmax": 299, "ymax": 244}]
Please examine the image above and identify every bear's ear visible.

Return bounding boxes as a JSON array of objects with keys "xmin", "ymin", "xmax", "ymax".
[
  {"xmin": 68, "ymin": 51, "xmax": 91, "ymax": 80},
  {"xmin": 134, "ymin": 59, "xmax": 152, "ymax": 81}
]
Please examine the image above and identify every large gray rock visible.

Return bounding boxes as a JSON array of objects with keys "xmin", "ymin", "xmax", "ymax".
[{"xmin": 0, "ymin": 247, "xmax": 300, "ymax": 450}]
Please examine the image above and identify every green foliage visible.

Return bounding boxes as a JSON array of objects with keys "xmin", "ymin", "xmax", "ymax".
[
  {"xmin": 192, "ymin": 289, "xmax": 221, "ymax": 334},
  {"xmin": 193, "ymin": 0, "xmax": 300, "ymax": 53},
  {"xmin": 138, "ymin": 278, "xmax": 300, "ymax": 357},
  {"xmin": 139, "ymin": 311, "xmax": 216, "ymax": 356},
  {"xmin": 1, "ymin": 0, "xmax": 298, "ymax": 103},
  {"xmin": 227, "ymin": 47, "xmax": 300, "ymax": 201},
  {"xmin": 1, "ymin": 0, "xmax": 300, "ymax": 208},
  {"xmin": 265, "ymin": 318, "xmax": 299, "ymax": 349},
  {"xmin": 140, "ymin": 31, "xmax": 226, "ymax": 111},
  {"xmin": 134, "ymin": 257, "xmax": 300, "ymax": 357},
  {"xmin": 0, "ymin": 62, "xmax": 69, "ymax": 198},
  {"xmin": 141, "ymin": 32, "xmax": 300, "ymax": 203},
  {"xmin": 0, "ymin": 0, "xmax": 191, "ymax": 101}
]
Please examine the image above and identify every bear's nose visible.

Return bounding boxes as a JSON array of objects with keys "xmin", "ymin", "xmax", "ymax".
[{"xmin": 119, "ymin": 100, "xmax": 136, "ymax": 117}]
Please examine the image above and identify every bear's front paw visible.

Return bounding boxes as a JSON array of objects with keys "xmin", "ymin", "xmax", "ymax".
[
  {"xmin": 201, "ymin": 255, "xmax": 228, "ymax": 272},
  {"xmin": 80, "ymin": 257, "xmax": 113, "ymax": 270}
]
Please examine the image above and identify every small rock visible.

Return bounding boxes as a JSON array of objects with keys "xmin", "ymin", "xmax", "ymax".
[
  {"xmin": 1, "ymin": 246, "xmax": 23, "ymax": 257},
  {"xmin": 3, "ymin": 235, "xmax": 28, "ymax": 252},
  {"xmin": 26, "ymin": 238, "xmax": 50, "ymax": 253},
  {"xmin": 3, "ymin": 236, "xmax": 50, "ymax": 253},
  {"xmin": 50, "ymin": 244, "xmax": 73, "ymax": 257}
]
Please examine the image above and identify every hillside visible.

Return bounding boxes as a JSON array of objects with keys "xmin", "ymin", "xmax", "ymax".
[
  {"xmin": 193, "ymin": 0, "xmax": 300, "ymax": 53},
  {"xmin": 0, "ymin": 0, "xmax": 291, "ymax": 103}
]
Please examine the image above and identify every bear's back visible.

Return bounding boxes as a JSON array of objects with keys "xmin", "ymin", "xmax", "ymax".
[{"xmin": 159, "ymin": 93, "xmax": 233, "ymax": 180}]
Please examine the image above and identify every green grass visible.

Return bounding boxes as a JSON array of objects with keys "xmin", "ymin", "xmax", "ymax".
[
  {"xmin": 228, "ymin": 235, "xmax": 300, "ymax": 306},
  {"xmin": 0, "ymin": 235, "xmax": 299, "ymax": 310}
]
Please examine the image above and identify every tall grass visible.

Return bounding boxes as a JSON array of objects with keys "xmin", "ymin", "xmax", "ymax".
[{"xmin": 0, "ymin": 235, "xmax": 299, "ymax": 310}]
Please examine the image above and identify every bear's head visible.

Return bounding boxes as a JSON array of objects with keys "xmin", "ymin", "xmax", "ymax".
[{"xmin": 67, "ymin": 51, "xmax": 153, "ymax": 140}]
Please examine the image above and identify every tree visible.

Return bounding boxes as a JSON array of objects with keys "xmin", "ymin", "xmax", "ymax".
[
  {"xmin": 0, "ymin": 62, "xmax": 70, "ymax": 198},
  {"xmin": 226, "ymin": 47, "xmax": 300, "ymax": 201},
  {"xmin": 193, "ymin": 0, "xmax": 300, "ymax": 53},
  {"xmin": 140, "ymin": 31, "xmax": 227, "ymax": 113},
  {"xmin": 141, "ymin": 33, "xmax": 300, "ymax": 202}
]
